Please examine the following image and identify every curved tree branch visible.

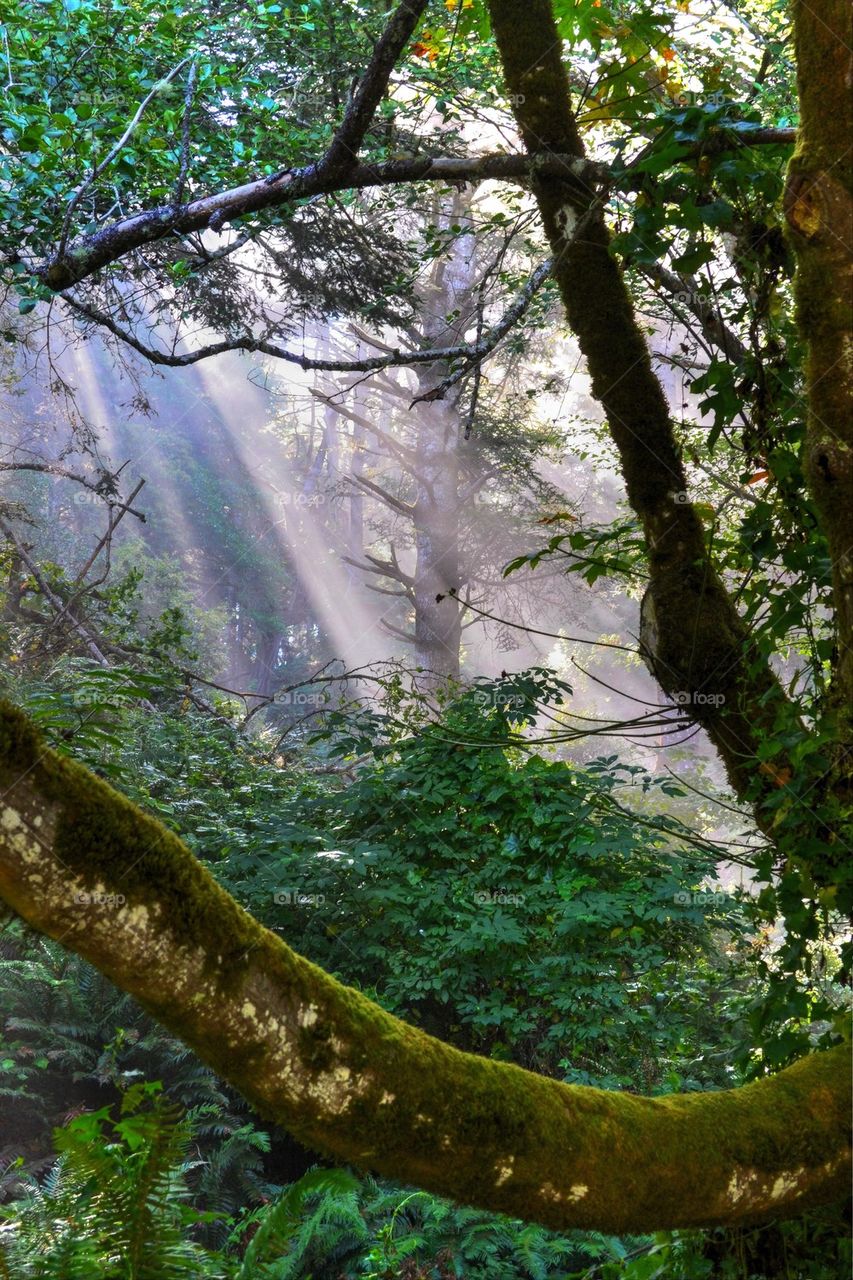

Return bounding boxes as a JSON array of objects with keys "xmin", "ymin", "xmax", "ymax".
[
  {"xmin": 26, "ymin": 142, "xmax": 790, "ymax": 292},
  {"xmin": 61, "ymin": 256, "xmax": 553, "ymax": 380},
  {"xmin": 35, "ymin": 154, "xmax": 601, "ymax": 292},
  {"xmin": 0, "ymin": 701, "xmax": 849, "ymax": 1232}
]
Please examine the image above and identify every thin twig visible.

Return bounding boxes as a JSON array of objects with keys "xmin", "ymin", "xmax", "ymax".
[
  {"xmin": 174, "ymin": 59, "xmax": 198, "ymax": 207},
  {"xmin": 56, "ymin": 56, "xmax": 192, "ymax": 259}
]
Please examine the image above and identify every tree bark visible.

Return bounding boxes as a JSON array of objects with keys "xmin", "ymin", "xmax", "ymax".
[
  {"xmin": 33, "ymin": 154, "xmax": 597, "ymax": 291},
  {"xmin": 784, "ymin": 0, "xmax": 853, "ymax": 784},
  {"xmin": 482, "ymin": 0, "xmax": 825, "ymax": 853},
  {"xmin": 30, "ymin": 143, "xmax": 789, "ymax": 293},
  {"xmin": 408, "ymin": 201, "xmax": 478, "ymax": 680},
  {"xmin": 0, "ymin": 700, "xmax": 849, "ymax": 1232}
]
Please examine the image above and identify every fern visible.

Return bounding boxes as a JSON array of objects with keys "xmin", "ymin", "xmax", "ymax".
[
  {"xmin": 227, "ymin": 1169, "xmax": 605, "ymax": 1280},
  {"xmin": 234, "ymin": 1168, "xmax": 361, "ymax": 1279},
  {"xmin": 0, "ymin": 930, "xmax": 272, "ymax": 1227},
  {"xmin": 0, "ymin": 1084, "xmax": 228, "ymax": 1279}
]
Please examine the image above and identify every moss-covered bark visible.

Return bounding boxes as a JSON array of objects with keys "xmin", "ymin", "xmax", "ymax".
[
  {"xmin": 0, "ymin": 702, "xmax": 849, "ymax": 1232},
  {"xmin": 483, "ymin": 0, "xmax": 841, "ymax": 859},
  {"xmin": 785, "ymin": 0, "xmax": 853, "ymax": 784}
]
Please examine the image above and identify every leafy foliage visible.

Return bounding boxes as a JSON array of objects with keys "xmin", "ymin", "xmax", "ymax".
[
  {"xmin": 0, "ymin": 1084, "xmax": 227, "ymax": 1278},
  {"xmin": 206, "ymin": 677, "xmax": 756, "ymax": 1090}
]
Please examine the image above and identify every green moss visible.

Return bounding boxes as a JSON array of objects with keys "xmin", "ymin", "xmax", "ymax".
[
  {"xmin": 0, "ymin": 699, "xmax": 263, "ymax": 984},
  {"xmin": 2, "ymin": 700, "xmax": 849, "ymax": 1231},
  {"xmin": 790, "ymin": 0, "xmax": 853, "ymax": 176},
  {"xmin": 0, "ymin": 700, "xmax": 42, "ymax": 778},
  {"xmin": 487, "ymin": 0, "xmax": 578, "ymax": 155},
  {"xmin": 785, "ymin": 0, "xmax": 853, "ymax": 755}
]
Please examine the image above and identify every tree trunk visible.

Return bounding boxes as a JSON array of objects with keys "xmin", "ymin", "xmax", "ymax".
[
  {"xmin": 784, "ymin": 0, "xmax": 852, "ymax": 809},
  {"xmin": 408, "ymin": 199, "xmax": 479, "ymax": 679},
  {"xmin": 411, "ymin": 393, "xmax": 463, "ymax": 679},
  {"xmin": 483, "ymin": 0, "xmax": 848, "ymax": 876}
]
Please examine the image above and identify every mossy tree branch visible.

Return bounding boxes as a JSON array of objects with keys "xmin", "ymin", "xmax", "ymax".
[
  {"xmin": 483, "ymin": 0, "xmax": 822, "ymax": 850},
  {"xmin": 0, "ymin": 701, "xmax": 850, "ymax": 1232}
]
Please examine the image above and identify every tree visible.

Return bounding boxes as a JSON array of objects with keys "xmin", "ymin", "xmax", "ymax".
[
  {"xmin": 0, "ymin": 0, "xmax": 850, "ymax": 1236},
  {"xmin": 305, "ymin": 199, "xmax": 570, "ymax": 680}
]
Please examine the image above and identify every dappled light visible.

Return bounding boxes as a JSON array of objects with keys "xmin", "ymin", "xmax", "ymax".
[{"xmin": 0, "ymin": 0, "xmax": 850, "ymax": 1276}]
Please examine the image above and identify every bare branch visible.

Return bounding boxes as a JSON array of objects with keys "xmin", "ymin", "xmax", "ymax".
[
  {"xmin": 410, "ymin": 257, "xmax": 554, "ymax": 405},
  {"xmin": 443, "ymin": 591, "xmax": 639, "ymax": 654},
  {"xmin": 70, "ymin": 478, "xmax": 145, "ymax": 590},
  {"xmin": 349, "ymin": 471, "xmax": 415, "ymax": 517},
  {"xmin": 309, "ymin": 392, "xmax": 422, "ymax": 473},
  {"xmin": 637, "ymin": 260, "xmax": 749, "ymax": 365},
  {"xmin": 0, "ymin": 462, "xmax": 147, "ymax": 521},
  {"xmin": 343, "ymin": 548, "xmax": 415, "ymax": 587},
  {"xmin": 173, "ymin": 59, "xmax": 198, "ymax": 207},
  {"xmin": 63, "ymin": 255, "xmax": 556, "ymax": 393},
  {"xmin": 0, "ymin": 513, "xmax": 110, "ymax": 666},
  {"xmin": 365, "ymin": 582, "xmax": 414, "ymax": 600},
  {"xmin": 379, "ymin": 617, "xmax": 417, "ymax": 643},
  {"xmin": 318, "ymin": 0, "xmax": 429, "ymax": 179}
]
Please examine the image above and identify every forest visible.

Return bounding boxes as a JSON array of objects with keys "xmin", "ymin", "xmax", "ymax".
[{"xmin": 0, "ymin": 0, "xmax": 850, "ymax": 1275}]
